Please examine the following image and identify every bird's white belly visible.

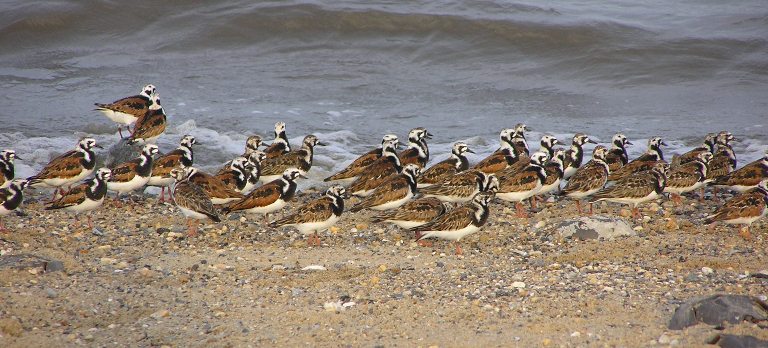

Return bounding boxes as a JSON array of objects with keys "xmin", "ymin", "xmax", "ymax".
[
  {"xmin": 421, "ymin": 225, "xmax": 480, "ymax": 242},
  {"xmin": 108, "ymin": 175, "xmax": 149, "ymax": 194},
  {"xmin": 98, "ymin": 109, "xmax": 138, "ymax": 126}
]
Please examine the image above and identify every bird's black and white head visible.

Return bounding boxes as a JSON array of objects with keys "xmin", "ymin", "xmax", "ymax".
[
  {"xmin": 540, "ymin": 135, "xmax": 559, "ymax": 150},
  {"xmin": 472, "ymin": 191, "xmax": 495, "ymax": 209},
  {"xmin": 382, "ymin": 135, "xmax": 402, "ymax": 153},
  {"xmin": 592, "ymin": 145, "xmax": 609, "ymax": 162},
  {"xmin": 513, "ymin": 123, "xmax": 530, "ymax": 138},
  {"xmin": 696, "ymin": 152, "xmax": 713, "ymax": 165},
  {"xmin": 408, "ymin": 127, "xmax": 432, "ymax": 142},
  {"xmin": 551, "ymin": 149, "xmax": 566, "ymax": 164},
  {"xmin": 274, "ymin": 122, "xmax": 286, "ymax": 137},
  {"xmin": 78, "ymin": 137, "xmax": 100, "ymax": 151},
  {"xmin": 1, "ymin": 150, "xmax": 20, "ymax": 162},
  {"xmin": 141, "ymin": 84, "xmax": 157, "ymax": 98},
  {"xmin": 170, "ymin": 167, "xmax": 191, "ymax": 182},
  {"xmin": 572, "ymin": 133, "xmax": 596, "ymax": 146},
  {"xmin": 142, "ymin": 144, "xmax": 160, "ymax": 158},
  {"xmin": 9, "ymin": 179, "xmax": 29, "ymax": 192},
  {"xmin": 612, "ymin": 133, "xmax": 631, "ymax": 148},
  {"xmin": 452, "ymin": 142, "xmax": 473, "ymax": 156},
  {"xmin": 231, "ymin": 157, "xmax": 250, "ymax": 172},
  {"xmin": 326, "ymin": 185, "xmax": 348, "ymax": 199},
  {"xmin": 95, "ymin": 168, "xmax": 112, "ymax": 182},
  {"xmin": 402, "ymin": 164, "xmax": 421, "ymax": 181},
  {"xmin": 716, "ymin": 131, "xmax": 735, "ymax": 146},
  {"xmin": 499, "ymin": 128, "xmax": 515, "ymax": 148},
  {"xmin": 381, "ymin": 134, "xmax": 399, "ymax": 147},
  {"xmin": 147, "ymin": 93, "xmax": 162, "ymax": 110},
  {"xmin": 282, "ymin": 168, "xmax": 307, "ymax": 182},
  {"xmin": 529, "ymin": 151, "xmax": 549, "ymax": 166},
  {"xmin": 702, "ymin": 133, "xmax": 716, "ymax": 150},
  {"xmin": 648, "ymin": 136, "xmax": 666, "ymax": 149},
  {"xmin": 302, "ymin": 134, "xmax": 326, "ymax": 149},
  {"xmin": 757, "ymin": 179, "xmax": 768, "ymax": 193},
  {"xmin": 483, "ymin": 174, "xmax": 499, "ymax": 193},
  {"xmin": 180, "ymin": 135, "xmax": 197, "ymax": 148},
  {"xmin": 247, "ymin": 151, "xmax": 267, "ymax": 167},
  {"xmin": 245, "ymin": 135, "xmax": 263, "ymax": 153}
]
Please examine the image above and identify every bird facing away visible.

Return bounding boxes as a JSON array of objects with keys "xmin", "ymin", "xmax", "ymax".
[{"xmin": 398, "ymin": 127, "xmax": 432, "ymax": 168}]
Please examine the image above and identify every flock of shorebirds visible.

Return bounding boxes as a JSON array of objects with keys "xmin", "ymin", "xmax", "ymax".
[{"xmin": 1, "ymin": 84, "xmax": 767, "ymax": 254}]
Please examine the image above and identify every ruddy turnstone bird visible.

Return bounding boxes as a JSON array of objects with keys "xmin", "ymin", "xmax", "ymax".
[
  {"xmin": 215, "ymin": 157, "xmax": 251, "ymax": 193},
  {"xmin": 324, "ymin": 134, "xmax": 399, "ymax": 184},
  {"xmin": 259, "ymin": 134, "xmax": 325, "ymax": 183},
  {"xmin": 169, "ymin": 167, "xmax": 221, "ymax": 237},
  {"xmin": 418, "ymin": 142, "xmax": 473, "ymax": 188},
  {"xmin": 706, "ymin": 131, "xmax": 738, "ymax": 186},
  {"xmin": 710, "ymin": 150, "xmax": 767, "ymax": 193},
  {"xmin": 221, "ymin": 168, "xmax": 305, "ymax": 223},
  {"xmin": 538, "ymin": 135, "xmax": 559, "ymax": 159},
  {"xmin": 107, "ymin": 144, "xmax": 159, "ymax": 202},
  {"xmin": 538, "ymin": 149, "xmax": 566, "ymax": 197},
  {"xmin": 605, "ymin": 133, "xmax": 632, "ymax": 173},
  {"xmin": 562, "ymin": 133, "xmax": 597, "ymax": 181},
  {"xmin": 664, "ymin": 152, "xmax": 712, "ymax": 204},
  {"xmin": 511, "ymin": 123, "xmax": 531, "ymax": 157},
  {"xmin": 421, "ymin": 169, "xmax": 497, "ymax": 203},
  {"xmin": 0, "ymin": 150, "xmax": 21, "ymax": 189},
  {"xmin": 496, "ymin": 151, "xmax": 548, "ymax": 218},
  {"xmin": 264, "ymin": 122, "xmax": 291, "ymax": 159},
  {"xmin": 704, "ymin": 179, "xmax": 768, "ymax": 240},
  {"xmin": 412, "ymin": 191, "xmax": 494, "ymax": 256},
  {"xmin": 187, "ymin": 167, "xmax": 245, "ymax": 205},
  {"xmin": 94, "ymin": 84, "xmax": 156, "ymax": 138},
  {"xmin": 371, "ymin": 197, "xmax": 451, "ymax": 229},
  {"xmin": 473, "ymin": 128, "xmax": 520, "ymax": 174},
  {"xmin": 398, "ymin": 127, "xmax": 432, "ymax": 168},
  {"xmin": 349, "ymin": 164, "xmax": 420, "ymax": 212},
  {"xmin": 0, "ymin": 179, "xmax": 29, "ymax": 232},
  {"xmin": 496, "ymin": 135, "xmax": 558, "ymax": 177},
  {"xmin": 608, "ymin": 136, "xmax": 667, "ymax": 181},
  {"xmin": 147, "ymin": 135, "xmax": 197, "ymax": 203},
  {"xmin": 217, "ymin": 135, "xmax": 263, "ymax": 175},
  {"xmin": 241, "ymin": 151, "xmax": 267, "ymax": 194},
  {"xmin": 28, "ymin": 137, "xmax": 101, "ymax": 199},
  {"xmin": 348, "ymin": 137, "xmax": 403, "ymax": 197},
  {"xmin": 269, "ymin": 185, "xmax": 347, "ymax": 246},
  {"xmin": 674, "ymin": 133, "xmax": 716, "ymax": 167},
  {"xmin": 591, "ymin": 162, "xmax": 669, "ymax": 219},
  {"xmin": 45, "ymin": 168, "xmax": 111, "ymax": 229},
  {"xmin": 562, "ymin": 145, "xmax": 610, "ymax": 215},
  {"xmin": 127, "ymin": 93, "xmax": 166, "ymax": 145}
]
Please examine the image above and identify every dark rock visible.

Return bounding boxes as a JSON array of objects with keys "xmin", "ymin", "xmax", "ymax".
[
  {"xmin": 751, "ymin": 270, "xmax": 768, "ymax": 279},
  {"xmin": 0, "ymin": 254, "xmax": 65, "ymax": 273},
  {"xmin": 707, "ymin": 334, "xmax": 768, "ymax": 348},
  {"xmin": 668, "ymin": 294, "xmax": 768, "ymax": 330},
  {"xmin": 103, "ymin": 139, "xmax": 145, "ymax": 168},
  {"xmin": 555, "ymin": 216, "xmax": 636, "ymax": 241},
  {"xmin": 45, "ymin": 260, "xmax": 65, "ymax": 272}
]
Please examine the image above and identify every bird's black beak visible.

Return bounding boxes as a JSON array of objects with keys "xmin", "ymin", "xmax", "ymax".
[
  {"xmin": 94, "ymin": 144, "xmax": 104, "ymax": 149},
  {"xmin": 466, "ymin": 149, "xmax": 475, "ymax": 154},
  {"xmin": 625, "ymin": 141, "xmax": 633, "ymax": 146},
  {"xmin": 660, "ymin": 141, "xmax": 668, "ymax": 146},
  {"xmin": 13, "ymin": 155, "xmax": 22, "ymax": 160},
  {"xmin": 425, "ymin": 132, "xmax": 434, "ymax": 139},
  {"xmin": 587, "ymin": 139, "xmax": 597, "ymax": 144},
  {"xmin": 317, "ymin": 141, "xmax": 328, "ymax": 146}
]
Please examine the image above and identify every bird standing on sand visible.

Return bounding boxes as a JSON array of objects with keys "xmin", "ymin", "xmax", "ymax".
[
  {"xmin": 0, "ymin": 179, "xmax": 29, "ymax": 232},
  {"xmin": 269, "ymin": 185, "xmax": 347, "ymax": 246},
  {"xmin": 411, "ymin": 192, "xmax": 494, "ymax": 256},
  {"xmin": 46, "ymin": 168, "xmax": 111, "ymax": 229},
  {"xmin": 705, "ymin": 179, "xmax": 767, "ymax": 240},
  {"xmin": 170, "ymin": 167, "xmax": 221, "ymax": 237}
]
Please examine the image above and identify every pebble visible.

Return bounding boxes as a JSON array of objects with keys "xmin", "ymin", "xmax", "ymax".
[
  {"xmin": 701, "ymin": 267, "xmax": 714, "ymax": 275},
  {"xmin": 570, "ymin": 331, "xmax": 581, "ymax": 337},
  {"xmin": 150, "ymin": 310, "xmax": 170, "ymax": 319},
  {"xmin": 658, "ymin": 334, "xmax": 671, "ymax": 344},
  {"xmin": 45, "ymin": 288, "xmax": 58, "ymax": 298},
  {"xmin": 511, "ymin": 282, "xmax": 526, "ymax": 289},
  {"xmin": 0, "ymin": 318, "xmax": 23, "ymax": 337},
  {"xmin": 302, "ymin": 265, "xmax": 327, "ymax": 271}
]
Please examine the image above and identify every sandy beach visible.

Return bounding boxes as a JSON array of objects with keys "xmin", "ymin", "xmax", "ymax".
[{"xmin": 1, "ymin": 189, "xmax": 766, "ymax": 347}]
